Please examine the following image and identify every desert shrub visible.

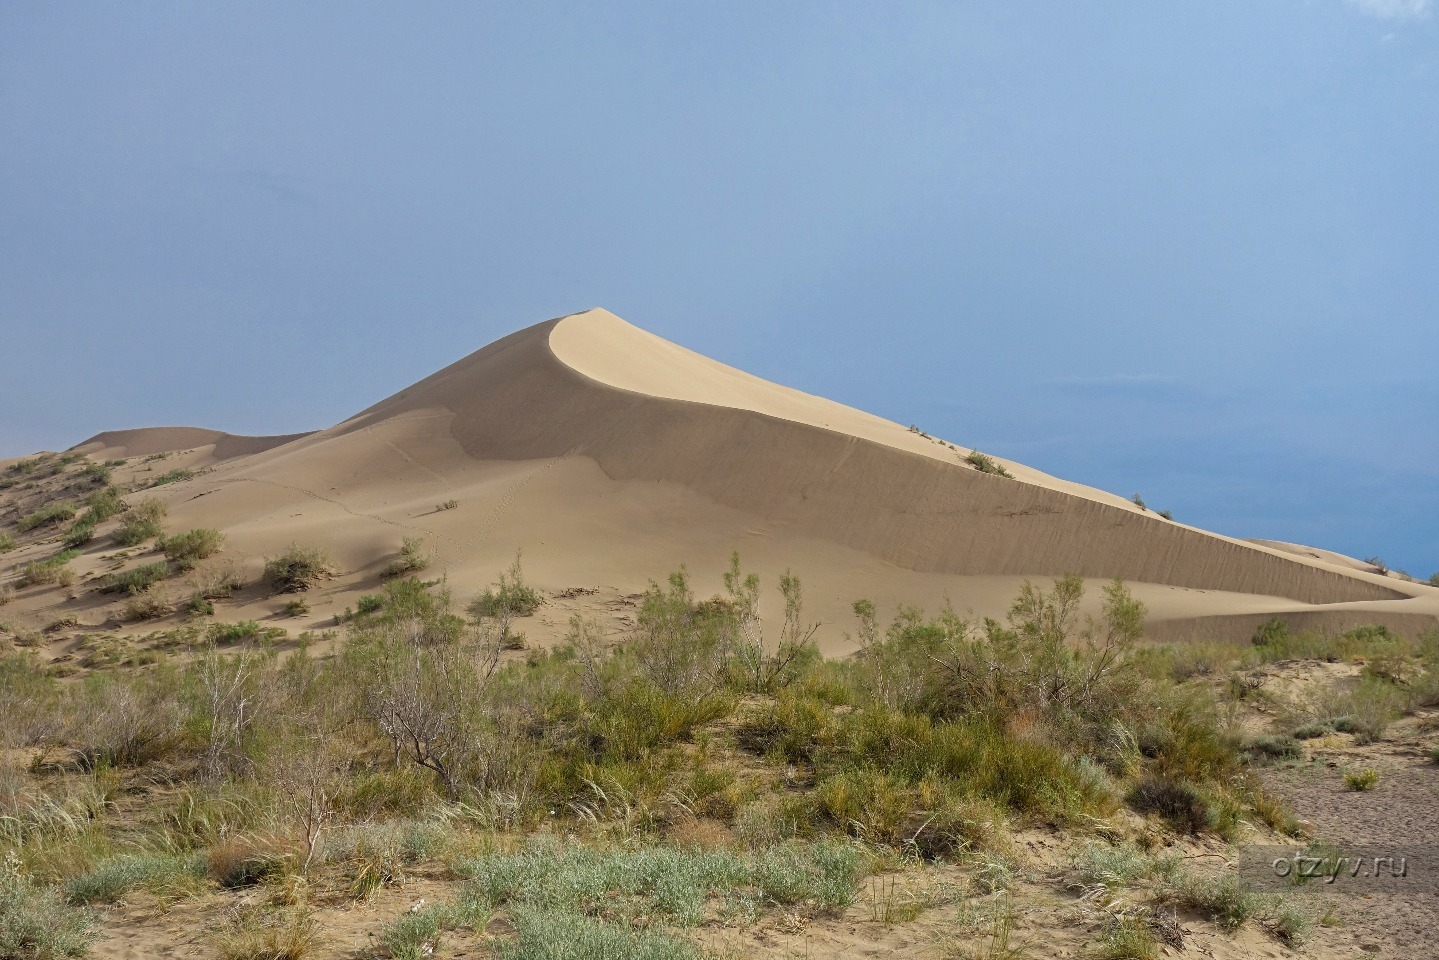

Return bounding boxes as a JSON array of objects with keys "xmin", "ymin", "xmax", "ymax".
[
  {"xmin": 1251, "ymin": 618, "xmax": 1289, "ymax": 647},
  {"xmin": 283, "ymin": 598, "xmax": 310, "ymax": 618},
  {"xmin": 0, "ymin": 852, "xmax": 97, "ymax": 958},
  {"xmin": 211, "ymin": 905, "xmax": 318, "ymax": 960},
  {"xmin": 145, "ymin": 468, "xmax": 193, "ymax": 488},
  {"xmin": 97, "ymin": 561, "xmax": 171, "ymax": 594},
  {"xmin": 470, "ymin": 553, "xmax": 542, "ymax": 618},
  {"xmin": 65, "ymin": 852, "xmax": 204, "ymax": 904},
  {"xmin": 964, "ymin": 450, "xmax": 1013, "ymax": 478},
  {"xmin": 17, "ymin": 502, "xmax": 76, "ymax": 532},
  {"xmin": 1157, "ymin": 509, "xmax": 1173, "ymax": 521},
  {"xmin": 83, "ymin": 487, "xmax": 124, "ymax": 523},
  {"xmin": 158, "ymin": 528, "xmax": 225, "ymax": 565},
  {"xmin": 190, "ymin": 563, "xmax": 243, "ymax": 602},
  {"xmin": 68, "ymin": 668, "xmax": 187, "ymax": 768},
  {"xmin": 112, "ymin": 498, "xmax": 167, "ymax": 546},
  {"xmin": 1127, "ymin": 777, "xmax": 1214, "ymax": 834},
  {"xmin": 1131, "ymin": 493, "xmax": 1147, "ymax": 511},
  {"xmin": 498, "ymin": 908, "xmax": 699, "ymax": 960},
  {"xmin": 208, "ymin": 621, "xmax": 285, "ymax": 646},
  {"xmin": 382, "ymin": 537, "xmax": 431, "ymax": 579},
  {"xmin": 61, "ymin": 521, "xmax": 95, "ymax": 549},
  {"xmin": 0, "ymin": 586, "xmax": 12, "ymax": 607},
  {"xmin": 1162, "ymin": 871, "xmax": 1262, "ymax": 931},
  {"xmin": 80, "ymin": 463, "xmax": 111, "ymax": 485},
  {"xmin": 263, "ymin": 545, "xmax": 334, "ymax": 593},
  {"xmin": 1343, "ymin": 768, "xmax": 1379, "ymax": 791},
  {"xmin": 16, "ymin": 552, "xmax": 80, "ymax": 589},
  {"xmin": 1243, "ymin": 734, "xmax": 1301, "ymax": 764},
  {"xmin": 458, "ymin": 836, "xmax": 863, "ymax": 924},
  {"xmin": 1095, "ymin": 915, "xmax": 1158, "ymax": 960},
  {"xmin": 122, "ymin": 584, "xmax": 174, "ymax": 621},
  {"xmin": 380, "ymin": 895, "xmax": 490, "ymax": 960},
  {"xmin": 356, "ymin": 594, "xmax": 384, "ymax": 616},
  {"xmin": 0, "ymin": 534, "xmax": 14, "ymax": 554}
]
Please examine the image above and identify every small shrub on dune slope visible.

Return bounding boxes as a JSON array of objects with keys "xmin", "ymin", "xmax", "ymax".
[
  {"xmin": 112, "ymin": 498, "xmax": 167, "ymax": 546},
  {"xmin": 158, "ymin": 528, "xmax": 225, "ymax": 566},
  {"xmin": 381, "ymin": 537, "xmax": 431, "ymax": 580},
  {"xmin": 17, "ymin": 502, "xmax": 76, "ymax": 532},
  {"xmin": 263, "ymin": 544, "xmax": 335, "ymax": 593},
  {"xmin": 1, "ymin": 852, "xmax": 96, "ymax": 958}
]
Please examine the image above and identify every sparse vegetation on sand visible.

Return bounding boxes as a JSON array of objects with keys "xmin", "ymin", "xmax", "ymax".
[
  {"xmin": 1, "ymin": 548, "xmax": 1425, "ymax": 958},
  {"xmin": 263, "ymin": 544, "xmax": 335, "ymax": 593},
  {"xmin": 17, "ymin": 502, "xmax": 76, "ymax": 532},
  {"xmin": 469, "ymin": 552, "xmax": 542, "ymax": 618},
  {"xmin": 112, "ymin": 498, "xmax": 167, "ymax": 547},
  {"xmin": 157, "ymin": 528, "xmax": 225, "ymax": 567},
  {"xmin": 381, "ymin": 536, "xmax": 431, "ymax": 580},
  {"xmin": 963, "ymin": 449, "xmax": 1013, "ymax": 478}
]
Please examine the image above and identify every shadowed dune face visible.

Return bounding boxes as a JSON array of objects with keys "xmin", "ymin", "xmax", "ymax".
[{"xmin": 328, "ymin": 310, "xmax": 1404, "ymax": 607}]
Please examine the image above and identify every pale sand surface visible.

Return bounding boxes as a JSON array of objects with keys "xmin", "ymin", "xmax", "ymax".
[{"xmin": 8, "ymin": 308, "xmax": 1436, "ymax": 652}]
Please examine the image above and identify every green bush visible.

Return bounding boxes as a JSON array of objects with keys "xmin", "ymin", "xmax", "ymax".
[
  {"xmin": 382, "ymin": 537, "xmax": 431, "ymax": 579},
  {"xmin": 16, "ymin": 550, "xmax": 81, "ymax": 588},
  {"xmin": 263, "ymin": 544, "xmax": 334, "ymax": 593},
  {"xmin": 963, "ymin": 450, "xmax": 1013, "ymax": 478},
  {"xmin": 112, "ymin": 498, "xmax": 167, "ymax": 546},
  {"xmin": 61, "ymin": 521, "xmax": 95, "ymax": 549},
  {"xmin": 1251, "ymin": 618, "xmax": 1289, "ymax": 647},
  {"xmin": 356, "ymin": 594, "xmax": 384, "ymax": 616},
  {"xmin": 158, "ymin": 528, "xmax": 225, "ymax": 565},
  {"xmin": 208, "ymin": 621, "xmax": 285, "ymax": 646},
  {"xmin": 145, "ymin": 468, "xmax": 194, "ymax": 488},
  {"xmin": 65, "ymin": 853, "xmax": 204, "ymax": 904},
  {"xmin": 0, "ymin": 852, "xmax": 97, "ymax": 957},
  {"xmin": 83, "ymin": 487, "xmax": 125, "ymax": 523},
  {"xmin": 470, "ymin": 553, "xmax": 542, "ymax": 618},
  {"xmin": 1343, "ymin": 768, "xmax": 1380, "ymax": 791},
  {"xmin": 0, "ymin": 534, "xmax": 16, "ymax": 554},
  {"xmin": 17, "ymin": 502, "xmax": 76, "ymax": 532},
  {"xmin": 97, "ymin": 561, "xmax": 171, "ymax": 594}
]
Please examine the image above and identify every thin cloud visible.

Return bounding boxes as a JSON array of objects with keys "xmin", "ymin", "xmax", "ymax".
[{"xmin": 1344, "ymin": 0, "xmax": 1432, "ymax": 20}]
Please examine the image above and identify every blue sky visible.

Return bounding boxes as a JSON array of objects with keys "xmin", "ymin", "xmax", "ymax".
[{"xmin": 2, "ymin": 2, "xmax": 1435, "ymax": 576}]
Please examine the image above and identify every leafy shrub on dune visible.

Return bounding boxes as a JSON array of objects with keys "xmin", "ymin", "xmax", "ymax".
[
  {"xmin": 158, "ymin": 528, "xmax": 225, "ymax": 566},
  {"xmin": 1, "ymin": 852, "xmax": 96, "ymax": 958},
  {"xmin": 97, "ymin": 561, "xmax": 171, "ymax": 595},
  {"xmin": 0, "ymin": 533, "xmax": 16, "ymax": 554},
  {"xmin": 112, "ymin": 498, "xmax": 167, "ymax": 546},
  {"xmin": 17, "ymin": 501, "xmax": 76, "ymax": 532},
  {"xmin": 381, "ymin": 537, "xmax": 431, "ymax": 580},
  {"xmin": 469, "ymin": 552, "xmax": 542, "ymax": 618},
  {"xmin": 263, "ymin": 544, "xmax": 335, "ymax": 593},
  {"xmin": 963, "ymin": 449, "xmax": 1013, "ymax": 478}
]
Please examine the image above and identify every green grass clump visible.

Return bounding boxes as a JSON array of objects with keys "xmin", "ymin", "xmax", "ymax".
[
  {"xmin": 62, "ymin": 521, "xmax": 95, "ymax": 549},
  {"xmin": 157, "ymin": 528, "xmax": 225, "ymax": 565},
  {"xmin": 381, "ymin": 896, "xmax": 490, "ymax": 960},
  {"xmin": 145, "ymin": 468, "xmax": 194, "ymax": 488},
  {"xmin": 459, "ymin": 836, "xmax": 864, "ymax": 924},
  {"xmin": 356, "ymin": 594, "xmax": 384, "ymax": 616},
  {"xmin": 83, "ymin": 487, "xmax": 125, "ymax": 523},
  {"xmin": 0, "ymin": 533, "xmax": 16, "ymax": 554},
  {"xmin": 963, "ymin": 450, "xmax": 1013, "ymax": 478},
  {"xmin": 382, "ymin": 537, "xmax": 431, "ymax": 579},
  {"xmin": 1343, "ymin": 768, "xmax": 1380, "ymax": 791},
  {"xmin": 17, "ymin": 502, "xmax": 76, "ymax": 532},
  {"xmin": 1163, "ymin": 872, "xmax": 1262, "ymax": 931},
  {"xmin": 112, "ymin": 498, "xmax": 167, "ymax": 547},
  {"xmin": 97, "ymin": 561, "xmax": 171, "ymax": 595},
  {"xmin": 263, "ymin": 544, "xmax": 334, "ymax": 593},
  {"xmin": 1094, "ymin": 915, "xmax": 1158, "ymax": 960},
  {"xmin": 1, "ymin": 852, "xmax": 97, "ymax": 957},
  {"xmin": 469, "ymin": 553, "xmax": 542, "ymax": 618},
  {"xmin": 498, "ymin": 908, "xmax": 701, "ymax": 960},
  {"xmin": 16, "ymin": 551, "xmax": 81, "ymax": 588},
  {"xmin": 65, "ymin": 852, "xmax": 204, "ymax": 904},
  {"xmin": 208, "ymin": 621, "xmax": 286, "ymax": 645}
]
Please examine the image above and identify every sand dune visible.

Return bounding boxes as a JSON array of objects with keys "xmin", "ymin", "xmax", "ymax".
[
  {"xmin": 74, "ymin": 426, "xmax": 310, "ymax": 464},
  {"xmin": 16, "ymin": 309, "xmax": 1437, "ymax": 648}
]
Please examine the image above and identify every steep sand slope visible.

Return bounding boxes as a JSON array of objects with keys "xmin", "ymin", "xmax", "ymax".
[{"xmin": 100, "ymin": 307, "xmax": 1430, "ymax": 649}]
